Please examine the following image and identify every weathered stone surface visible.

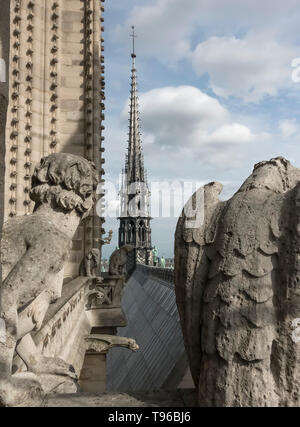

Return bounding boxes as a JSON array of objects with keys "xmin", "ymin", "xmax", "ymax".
[
  {"xmin": 85, "ymin": 334, "xmax": 139, "ymax": 354},
  {"xmin": 0, "ymin": 153, "xmax": 97, "ymax": 407},
  {"xmin": 2, "ymin": 0, "xmax": 105, "ymax": 283},
  {"xmin": 175, "ymin": 157, "xmax": 300, "ymax": 407},
  {"xmin": 1, "ymin": 372, "xmax": 45, "ymax": 408},
  {"xmin": 38, "ymin": 374, "xmax": 79, "ymax": 395},
  {"xmin": 44, "ymin": 389, "xmax": 197, "ymax": 407},
  {"xmin": 45, "ymin": 392, "xmax": 151, "ymax": 407},
  {"xmin": 79, "ymin": 334, "xmax": 139, "ymax": 394},
  {"xmin": 0, "ymin": 0, "xmax": 10, "ymax": 292},
  {"xmin": 109, "ymin": 245, "xmax": 134, "ymax": 276},
  {"xmin": 79, "ymin": 248, "xmax": 100, "ymax": 277}
]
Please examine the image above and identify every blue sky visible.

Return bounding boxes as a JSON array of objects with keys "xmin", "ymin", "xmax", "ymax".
[{"xmin": 102, "ymin": 0, "xmax": 300, "ymax": 259}]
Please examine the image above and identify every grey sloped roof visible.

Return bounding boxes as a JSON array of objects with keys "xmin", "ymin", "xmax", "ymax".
[{"xmin": 106, "ymin": 266, "xmax": 186, "ymax": 392}]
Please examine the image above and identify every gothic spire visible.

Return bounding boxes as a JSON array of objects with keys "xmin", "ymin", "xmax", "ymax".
[
  {"xmin": 118, "ymin": 27, "xmax": 152, "ymax": 262},
  {"xmin": 125, "ymin": 26, "xmax": 145, "ymax": 184}
]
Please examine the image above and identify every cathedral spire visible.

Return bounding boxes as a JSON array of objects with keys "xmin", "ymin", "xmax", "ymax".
[
  {"xmin": 125, "ymin": 26, "xmax": 145, "ymax": 184},
  {"xmin": 118, "ymin": 27, "xmax": 152, "ymax": 265}
]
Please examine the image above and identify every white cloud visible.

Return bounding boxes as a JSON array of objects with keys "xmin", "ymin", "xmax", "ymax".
[
  {"xmin": 113, "ymin": 0, "xmax": 195, "ymax": 63},
  {"xmin": 191, "ymin": 33, "xmax": 297, "ymax": 102},
  {"xmin": 113, "ymin": 0, "xmax": 300, "ymax": 101},
  {"xmin": 114, "ymin": 0, "xmax": 299, "ymax": 60},
  {"xmin": 121, "ymin": 86, "xmax": 266, "ymax": 167},
  {"xmin": 137, "ymin": 85, "xmax": 229, "ymax": 133},
  {"xmin": 279, "ymin": 119, "xmax": 299, "ymax": 137},
  {"xmin": 207, "ymin": 123, "xmax": 252, "ymax": 145}
]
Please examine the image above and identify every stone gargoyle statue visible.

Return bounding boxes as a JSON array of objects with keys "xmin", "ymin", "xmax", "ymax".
[
  {"xmin": 175, "ymin": 157, "xmax": 300, "ymax": 407},
  {"xmin": 108, "ymin": 245, "xmax": 134, "ymax": 276},
  {"xmin": 101, "ymin": 229, "xmax": 113, "ymax": 246},
  {"xmin": 79, "ymin": 248, "xmax": 100, "ymax": 277},
  {"xmin": 0, "ymin": 153, "xmax": 98, "ymax": 406},
  {"xmin": 85, "ymin": 334, "xmax": 139, "ymax": 354}
]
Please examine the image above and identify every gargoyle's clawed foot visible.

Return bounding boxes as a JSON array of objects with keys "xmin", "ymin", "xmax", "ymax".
[
  {"xmin": 27, "ymin": 302, "xmax": 46, "ymax": 331},
  {"xmin": 0, "ymin": 376, "xmax": 44, "ymax": 407},
  {"xmin": 35, "ymin": 356, "xmax": 78, "ymax": 380}
]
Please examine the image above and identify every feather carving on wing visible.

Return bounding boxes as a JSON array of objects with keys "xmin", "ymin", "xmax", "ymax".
[{"xmin": 175, "ymin": 157, "xmax": 300, "ymax": 407}]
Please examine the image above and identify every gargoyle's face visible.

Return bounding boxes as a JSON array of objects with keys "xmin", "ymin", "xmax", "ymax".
[
  {"xmin": 128, "ymin": 339, "xmax": 139, "ymax": 352},
  {"xmin": 80, "ymin": 183, "xmax": 94, "ymax": 200},
  {"xmin": 79, "ymin": 177, "xmax": 96, "ymax": 219},
  {"xmin": 30, "ymin": 153, "xmax": 98, "ymax": 216}
]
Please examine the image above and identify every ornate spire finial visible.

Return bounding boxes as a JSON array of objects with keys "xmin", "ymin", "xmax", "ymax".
[{"xmin": 131, "ymin": 25, "xmax": 137, "ymax": 58}]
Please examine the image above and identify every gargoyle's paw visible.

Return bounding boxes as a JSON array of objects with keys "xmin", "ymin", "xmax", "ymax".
[
  {"xmin": 39, "ymin": 357, "xmax": 78, "ymax": 380},
  {"xmin": 27, "ymin": 304, "xmax": 45, "ymax": 331},
  {"xmin": 0, "ymin": 376, "xmax": 44, "ymax": 407}
]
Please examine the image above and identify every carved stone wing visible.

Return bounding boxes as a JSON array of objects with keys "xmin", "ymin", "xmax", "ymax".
[{"xmin": 174, "ymin": 182, "xmax": 224, "ymax": 387}]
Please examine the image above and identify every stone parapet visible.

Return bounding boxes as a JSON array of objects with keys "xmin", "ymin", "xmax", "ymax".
[{"xmin": 136, "ymin": 264, "xmax": 174, "ymax": 285}]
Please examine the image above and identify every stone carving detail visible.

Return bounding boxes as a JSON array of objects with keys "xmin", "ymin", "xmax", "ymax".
[
  {"xmin": 23, "ymin": 0, "xmax": 34, "ymax": 214},
  {"xmin": 85, "ymin": 275, "xmax": 126, "ymax": 313},
  {"xmin": 9, "ymin": 0, "xmax": 22, "ymax": 218},
  {"xmin": 0, "ymin": 153, "xmax": 97, "ymax": 406},
  {"xmin": 85, "ymin": 277, "xmax": 113, "ymax": 310},
  {"xmin": 85, "ymin": 334, "xmax": 139, "ymax": 354},
  {"xmin": 109, "ymin": 245, "xmax": 134, "ymax": 276},
  {"xmin": 79, "ymin": 248, "xmax": 100, "ymax": 277},
  {"xmin": 175, "ymin": 157, "xmax": 300, "ymax": 407},
  {"xmin": 49, "ymin": 0, "xmax": 60, "ymax": 152},
  {"xmin": 42, "ymin": 289, "xmax": 84, "ymax": 352},
  {"xmin": 101, "ymin": 229, "xmax": 113, "ymax": 245}
]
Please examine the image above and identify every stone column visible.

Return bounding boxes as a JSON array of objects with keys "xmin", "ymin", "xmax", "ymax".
[
  {"xmin": 0, "ymin": 0, "xmax": 10, "ymax": 285},
  {"xmin": 79, "ymin": 335, "xmax": 138, "ymax": 393},
  {"xmin": 79, "ymin": 351, "xmax": 107, "ymax": 393}
]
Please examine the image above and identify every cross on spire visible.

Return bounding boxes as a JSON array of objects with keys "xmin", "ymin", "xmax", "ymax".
[{"xmin": 131, "ymin": 25, "xmax": 137, "ymax": 58}]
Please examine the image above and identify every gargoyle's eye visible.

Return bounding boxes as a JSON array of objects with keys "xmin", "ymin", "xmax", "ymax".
[{"xmin": 80, "ymin": 184, "xmax": 93, "ymax": 198}]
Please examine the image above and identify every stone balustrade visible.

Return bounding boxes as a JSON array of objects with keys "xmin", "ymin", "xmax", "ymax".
[{"xmin": 135, "ymin": 264, "xmax": 174, "ymax": 285}]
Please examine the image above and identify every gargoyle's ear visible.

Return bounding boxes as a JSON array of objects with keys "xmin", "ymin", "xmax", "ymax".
[{"xmin": 64, "ymin": 163, "xmax": 81, "ymax": 191}]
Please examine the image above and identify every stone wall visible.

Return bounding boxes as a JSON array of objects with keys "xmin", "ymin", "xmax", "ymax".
[
  {"xmin": 2, "ymin": 0, "xmax": 106, "ymax": 279},
  {"xmin": 0, "ymin": 0, "xmax": 10, "ymax": 285},
  {"xmin": 79, "ymin": 353, "xmax": 106, "ymax": 393}
]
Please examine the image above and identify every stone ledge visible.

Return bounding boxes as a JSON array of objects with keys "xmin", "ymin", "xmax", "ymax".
[
  {"xmin": 44, "ymin": 389, "xmax": 196, "ymax": 407},
  {"xmin": 37, "ymin": 276, "xmax": 90, "ymax": 328}
]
